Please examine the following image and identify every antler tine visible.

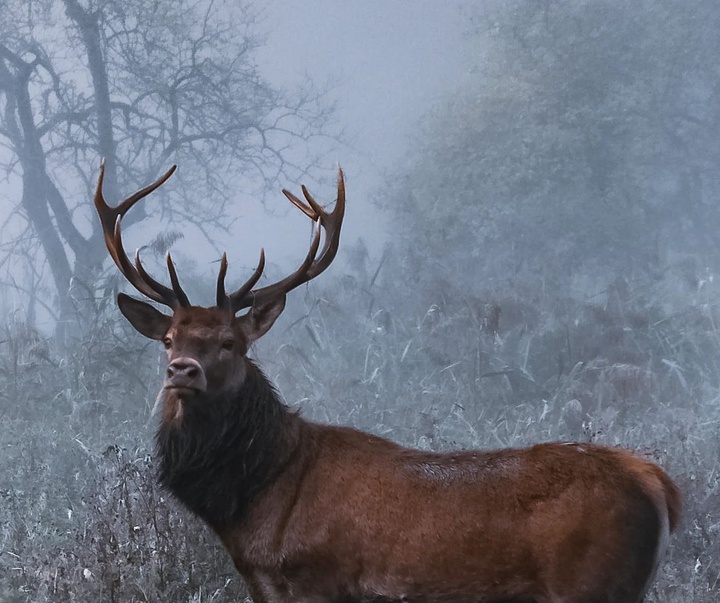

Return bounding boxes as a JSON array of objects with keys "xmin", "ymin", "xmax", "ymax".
[
  {"xmin": 305, "ymin": 167, "xmax": 345, "ymax": 279},
  {"xmin": 134, "ymin": 247, "xmax": 180, "ymax": 304},
  {"xmin": 282, "ymin": 168, "xmax": 345, "ymax": 281},
  {"xmin": 216, "ymin": 253, "xmax": 230, "ymax": 309},
  {"xmin": 94, "ymin": 162, "xmax": 177, "ymax": 246},
  {"xmin": 94, "ymin": 162, "xmax": 187, "ymax": 308},
  {"xmin": 112, "ymin": 218, "xmax": 173, "ymax": 305},
  {"xmin": 166, "ymin": 253, "xmax": 191, "ymax": 307},
  {"xmin": 228, "ymin": 168, "xmax": 345, "ymax": 313},
  {"xmin": 220, "ymin": 249, "xmax": 266, "ymax": 310},
  {"xmin": 283, "ymin": 187, "xmax": 321, "ymax": 219},
  {"xmin": 234, "ymin": 221, "xmax": 322, "ymax": 313},
  {"xmin": 217, "ymin": 251, "xmax": 267, "ymax": 310}
]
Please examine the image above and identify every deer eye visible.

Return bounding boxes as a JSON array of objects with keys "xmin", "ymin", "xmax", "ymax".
[
  {"xmin": 163, "ymin": 337, "xmax": 172, "ymax": 349},
  {"xmin": 221, "ymin": 339, "xmax": 234, "ymax": 351}
]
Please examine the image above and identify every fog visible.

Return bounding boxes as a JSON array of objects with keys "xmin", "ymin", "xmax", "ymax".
[
  {"xmin": 224, "ymin": 0, "xmax": 476, "ymax": 280},
  {"xmin": 0, "ymin": 0, "xmax": 475, "ymax": 324},
  {"xmin": 1, "ymin": 1, "xmax": 718, "ymax": 601}
]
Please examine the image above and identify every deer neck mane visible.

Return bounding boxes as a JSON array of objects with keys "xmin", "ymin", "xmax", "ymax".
[{"xmin": 155, "ymin": 358, "xmax": 298, "ymax": 528}]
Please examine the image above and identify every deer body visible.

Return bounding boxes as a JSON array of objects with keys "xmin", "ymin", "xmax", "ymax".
[
  {"xmin": 94, "ymin": 166, "xmax": 680, "ymax": 603},
  {"xmin": 154, "ymin": 341, "xmax": 678, "ymax": 603}
]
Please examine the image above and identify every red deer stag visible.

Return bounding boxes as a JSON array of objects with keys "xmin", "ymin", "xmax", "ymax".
[{"xmin": 94, "ymin": 164, "xmax": 680, "ymax": 603}]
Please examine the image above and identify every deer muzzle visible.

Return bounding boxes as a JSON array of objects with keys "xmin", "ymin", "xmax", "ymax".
[{"xmin": 165, "ymin": 358, "xmax": 207, "ymax": 394}]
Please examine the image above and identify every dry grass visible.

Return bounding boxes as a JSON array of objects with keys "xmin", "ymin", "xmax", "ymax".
[{"xmin": 0, "ymin": 268, "xmax": 717, "ymax": 601}]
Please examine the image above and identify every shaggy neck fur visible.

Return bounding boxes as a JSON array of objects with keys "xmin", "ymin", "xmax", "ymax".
[{"xmin": 155, "ymin": 359, "xmax": 298, "ymax": 528}]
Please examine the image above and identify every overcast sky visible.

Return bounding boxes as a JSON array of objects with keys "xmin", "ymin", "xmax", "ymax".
[{"xmin": 245, "ymin": 1, "xmax": 475, "ymax": 263}]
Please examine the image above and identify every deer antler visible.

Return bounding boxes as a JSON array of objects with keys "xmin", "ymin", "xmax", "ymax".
[
  {"xmin": 216, "ymin": 168, "xmax": 346, "ymax": 313},
  {"xmin": 96, "ymin": 162, "xmax": 345, "ymax": 313},
  {"xmin": 94, "ymin": 161, "xmax": 189, "ymax": 308}
]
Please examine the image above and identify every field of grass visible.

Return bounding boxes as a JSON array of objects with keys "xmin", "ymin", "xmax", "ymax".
[{"xmin": 1, "ymin": 268, "xmax": 717, "ymax": 601}]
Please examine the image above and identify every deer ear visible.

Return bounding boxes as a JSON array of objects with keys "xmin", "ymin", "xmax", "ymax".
[
  {"xmin": 117, "ymin": 293, "xmax": 172, "ymax": 340},
  {"xmin": 236, "ymin": 295, "xmax": 286, "ymax": 345}
]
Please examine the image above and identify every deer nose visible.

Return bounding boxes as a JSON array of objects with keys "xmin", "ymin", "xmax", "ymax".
[{"xmin": 165, "ymin": 358, "xmax": 207, "ymax": 392}]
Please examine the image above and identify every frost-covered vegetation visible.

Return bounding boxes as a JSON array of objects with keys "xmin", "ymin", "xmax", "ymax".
[{"xmin": 1, "ymin": 264, "xmax": 719, "ymax": 601}]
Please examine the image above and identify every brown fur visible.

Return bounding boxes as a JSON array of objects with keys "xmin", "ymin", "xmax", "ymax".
[
  {"xmin": 98, "ymin": 170, "xmax": 680, "ymax": 603},
  {"xmin": 115, "ymin": 301, "xmax": 680, "ymax": 603},
  {"xmin": 219, "ymin": 425, "xmax": 679, "ymax": 603}
]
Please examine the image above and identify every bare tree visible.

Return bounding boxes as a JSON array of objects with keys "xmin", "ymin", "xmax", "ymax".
[{"xmin": 0, "ymin": 0, "xmax": 334, "ymax": 343}]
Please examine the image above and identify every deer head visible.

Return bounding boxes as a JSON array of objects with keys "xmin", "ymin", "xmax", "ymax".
[{"xmin": 94, "ymin": 163, "xmax": 344, "ymax": 415}]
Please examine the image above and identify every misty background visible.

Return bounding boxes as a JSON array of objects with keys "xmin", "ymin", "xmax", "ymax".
[{"xmin": 0, "ymin": 1, "xmax": 718, "ymax": 601}]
